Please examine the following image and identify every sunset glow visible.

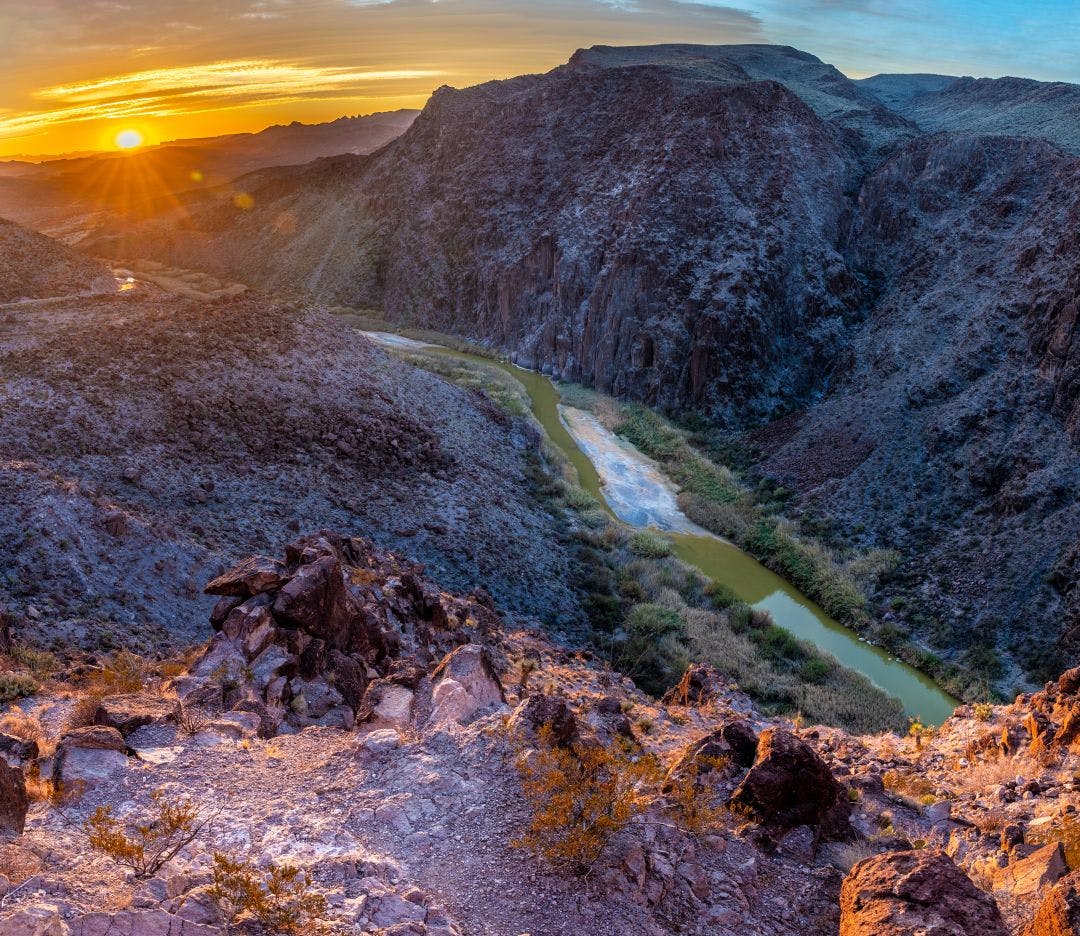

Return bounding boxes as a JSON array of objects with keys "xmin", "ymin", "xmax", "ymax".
[{"xmin": 0, "ymin": 0, "xmax": 1077, "ymax": 157}]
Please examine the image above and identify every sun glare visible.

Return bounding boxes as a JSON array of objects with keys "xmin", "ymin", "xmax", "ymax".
[{"xmin": 115, "ymin": 129, "xmax": 143, "ymax": 150}]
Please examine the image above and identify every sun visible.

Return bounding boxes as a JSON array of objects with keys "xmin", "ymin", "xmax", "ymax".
[{"xmin": 115, "ymin": 129, "xmax": 144, "ymax": 150}]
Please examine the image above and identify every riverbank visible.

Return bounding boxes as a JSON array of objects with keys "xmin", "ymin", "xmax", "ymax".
[{"xmin": 346, "ymin": 315, "xmax": 958, "ymax": 729}]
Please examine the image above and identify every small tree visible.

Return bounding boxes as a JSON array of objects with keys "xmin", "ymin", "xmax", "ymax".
[
  {"xmin": 208, "ymin": 852, "xmax": 327, "ymax": 933},
  {"xmin": 84, "ymin": 790, "xmax": 213, "ymax": 877},
  {"xmin": 513, "ymin": 726, "xmax": 661, "ymax": 874}
]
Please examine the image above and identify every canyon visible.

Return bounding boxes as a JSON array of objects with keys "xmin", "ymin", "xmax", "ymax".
[
  {"xmin": 68, "ymin": 44, "xmax": 1080, "ymax": 688},
  {"xmin": 0, "ymin": 39, "xmax": 1079, "ymax": 936}
]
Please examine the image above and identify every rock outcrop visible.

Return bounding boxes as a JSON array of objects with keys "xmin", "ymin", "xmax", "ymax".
[
  {"xmin": 192, "ymin": 531, "xmax": 505, "ymax": 733},
  {"xmin": 729, "ymin": 728, "xmax": 851, "ymax": 841},
  {"xmin": 1023, "ymin": 871, "xmax": 1080, "ymax": 936},
  {"xmin": 840, "ymin": 850, "xmax": 1010, "ymax": 936},
  {"xmin": 0, "ymin": 759, "xmax": 27, "ymax": 839}
]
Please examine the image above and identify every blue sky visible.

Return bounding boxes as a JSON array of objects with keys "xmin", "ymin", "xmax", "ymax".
[{"xmin": 745, "ymin": 0, "xmax": 1080, "ymax": 81}]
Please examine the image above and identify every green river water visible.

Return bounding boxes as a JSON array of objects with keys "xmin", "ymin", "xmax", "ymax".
[{"xmin": 369, "ymin": 333, "xmax": 958, "ymax": 725}]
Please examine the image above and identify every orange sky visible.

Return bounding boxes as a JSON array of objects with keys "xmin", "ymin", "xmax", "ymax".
[
  {"xmin": 0, "ymin": 0, "xmax": 765, "ymax": 157},
  {"xmin": 2, "ymin": 0, "xmax": 1077, "ymax": 158}
]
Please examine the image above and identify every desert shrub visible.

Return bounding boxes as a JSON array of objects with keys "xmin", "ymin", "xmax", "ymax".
[
  {"xmin": 0, "ymin": 673, "xmax": 37, "ymax": 703},
  {"xmin": 800, "ymin": 657, "xmax": 831, "ymax": 684},
  {"xmin": 0, "ymin": 711, "xmax": 45, "ymax": 745},
  {"xmin": 85, "ymin": 649, "xmax": 147, "ymax": 695},
  {"xmin": 614, "ymin": 604, "xmax": 688, "ymax": 696},
  {"xmin": 703, "ymin": 580, "xmax": 739, "ymax": 610},
  {"xmin": 753, "ymin": 625, "xmax": 805, "ymax": 663},
  {"xmin": 84, "ymin": 789, "xmax": 213, "ymax": 877},
  {"xmin": 209, "ymin": 853, "xmax": 327, "ymax": 933},
  {"xmin": 10, "ymin": 644, "xmax": 59, "ymax": 678},
  {"xmin": 627, "ymin": 530, "xmax": 673, "ymax": 559},
  {"xmin": 662, "ymin": 755, "xmax": 729, "ymax": 836},
  {"xmin": 513, "ymin": 727, "xmax": 662, "ymax": 873},
  {"xmin": 973, "ymin": 702, "xmax": 994, "ymax": 722}
]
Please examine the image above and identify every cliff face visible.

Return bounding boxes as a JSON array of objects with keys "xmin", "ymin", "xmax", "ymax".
[
  {"xmin": 367, "ymin": 59, "xmax": 867, "ymax": 424},
  {"xmin": 759, "ymin": 134, "xmax": 1080, "ymax": 679}
]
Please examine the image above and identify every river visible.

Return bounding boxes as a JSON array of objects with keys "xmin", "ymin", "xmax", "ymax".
[{"xmin": 361, "ymin": 331, "xmax": 958, "ymax": 725}]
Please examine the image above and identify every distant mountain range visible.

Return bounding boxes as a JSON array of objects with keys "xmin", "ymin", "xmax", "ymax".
[{"xmin": 0, "ymin": 110, "xmax": 419, "ymax": 232}]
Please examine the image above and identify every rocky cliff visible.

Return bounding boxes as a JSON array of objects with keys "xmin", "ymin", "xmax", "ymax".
[{"xmin": 757, "ymin": 133, "xmax": 1080, "ymax": 683}]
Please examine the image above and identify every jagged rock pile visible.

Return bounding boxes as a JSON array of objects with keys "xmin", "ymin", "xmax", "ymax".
[{"xmin": 190, "ymin": 530, "xmax": 506, "ymax": 735}]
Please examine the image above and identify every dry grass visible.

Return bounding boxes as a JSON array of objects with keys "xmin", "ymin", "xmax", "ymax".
[{"xmin": 947, "ymin": 755, "xmax": 1024, "ymax": 793}]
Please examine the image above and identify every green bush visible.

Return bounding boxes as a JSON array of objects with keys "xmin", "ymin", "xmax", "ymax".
[
  {"xmin": 627, "ymin": 530, "xmax": 673, "ymax": 559},
  {"xmin": 800, "ymin": 658, "xmax": 831, "ymax": 684},
  {"xmin": 0, "ymin": 673, "xmax": 37, "ymax": 703},
  {"xmin": 704, "ymin": 581, "xmax": 739, "ymax": 610}
]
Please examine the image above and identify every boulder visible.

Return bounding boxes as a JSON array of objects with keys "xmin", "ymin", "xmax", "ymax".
[
  {"xmin": 840, "ymin": 849, "xmax": 1009, "ymax": 936},
  {"xmin": 272, "ymin": 555, "xmax": 361, "ymax": 650},
  {"xmin": 428, "ymin": 645, "xmax": 505, "ymax": 725},
  {"xmin": 53, "ymin": 726, "xmax": 127, "ymax": 792},
  {"xmin": 1022, "ymin": 870, "xmax": 1080, "ymax": 936},
  {"xmin": 361, "ymin": 682, "xmax": 414, "ymax": 731},
  {"xmin": 996, "ymin": 842, "xmax": 1069, "ymax": 897},
  {"xmin": 0, "ymin": 732, "xmax": 38, "ymax": 767},
  {"xmin": 205, "ymin": 555, "xmax": 291, "ymax": 598},
  {"xmin": 0, "ymin": 904, "xmax": 69, "ymax": 935},
  {"xmin": 507, "ymin": 693, "xmax": 579, "ymax": 747},
  {"xmin": 728, "ymin": 728, "xmax": 850, "ymax": 840},
  {"xmin": 69, "ymin": 909, "xmax": 223, "ymax": 935},
  {"xmin": 0, "ymin": 759, "xmax": 28, "ymax": 839},
  {"xmin": 666, "ymin": 720, "xmax": 757, "ymax": 784},
  {"xmin": 219, "ymin": 597, "xmax": 275, "ymax": 658},
  {"xmin": 93, "ymin": 695, "xmax": 174, "ymax": 736}
]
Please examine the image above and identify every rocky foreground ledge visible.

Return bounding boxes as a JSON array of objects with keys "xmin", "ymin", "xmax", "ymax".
[{"xmin": 0, "ymin": 532, "xmax": 1079, "ymax": 934}]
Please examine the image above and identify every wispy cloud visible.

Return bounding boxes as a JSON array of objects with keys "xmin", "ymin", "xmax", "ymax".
[{"xmin": 0, "ymin": 60, "xmax": 442, "ymax": 140}]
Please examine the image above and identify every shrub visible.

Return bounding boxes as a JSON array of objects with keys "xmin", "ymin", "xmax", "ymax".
[
  {"xmin": 703, "ymin": 580, "xmax": 739, "ymax": 610},
  {"xmin": 627, "ymin": 531, "xmax": 673, "ymax": 559},
  {"xmin": 615, "ymin": 604, "xmax": 688, "ymax": 696},
  {"xmin": 800, "ymin": 658, "xmax": 831, "ymax": 684},
  {"xmin": 84, "ymin": 790, "xmax": 213, "ymax": 877},
  {"xmin": 753, "ymin": 625, "xmax": 805, "ymax": 663},
  {"xmin": 973, "ymin": 702, "xmax": 994, "ymax": 722},
  {"xmin": 10, "ymin": 645, "xmax": 59, "ymax": 678},
  {"xmin": 513, "ymin": 727, "xmax": 661, "ymax": 874},
  {"xmin": 0, "ymin": 673, "xmax": 37, "ymax": 703},
  {"xmin": 209, "ymin": 853, "xmax": 327, "ymax": 934},
  {"xmin": 0, "ymin": 711, "xmax": 45, "ymax": 745}
]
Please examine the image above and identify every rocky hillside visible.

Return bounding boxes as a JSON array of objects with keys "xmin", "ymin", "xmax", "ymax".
[
  {"xmin": 1, "ymin": 532, "xmax": 1080, "ymax": 935},
  {"xmin": 87, "ymin": 44, "xmax": 887, "ymax": 425},
  {"xmin": 0, "ymin": 283, "xmax": 581, "ymax": 652},
  {"xmin": 859, "ymin": 73, "xmax": 1080, "ymax": 156},
  {"xmin": 756, "ymin": 133, "xmax": 1080, "ymax": 685},
  {"xmin": 0, "ymin": 217, "xmax": 114, "ymax": 302}
]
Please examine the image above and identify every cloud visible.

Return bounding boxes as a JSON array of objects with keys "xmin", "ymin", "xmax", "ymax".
[{"xmin": 0, "ymin": 60, "xmax": 442, "ymax": 140}]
